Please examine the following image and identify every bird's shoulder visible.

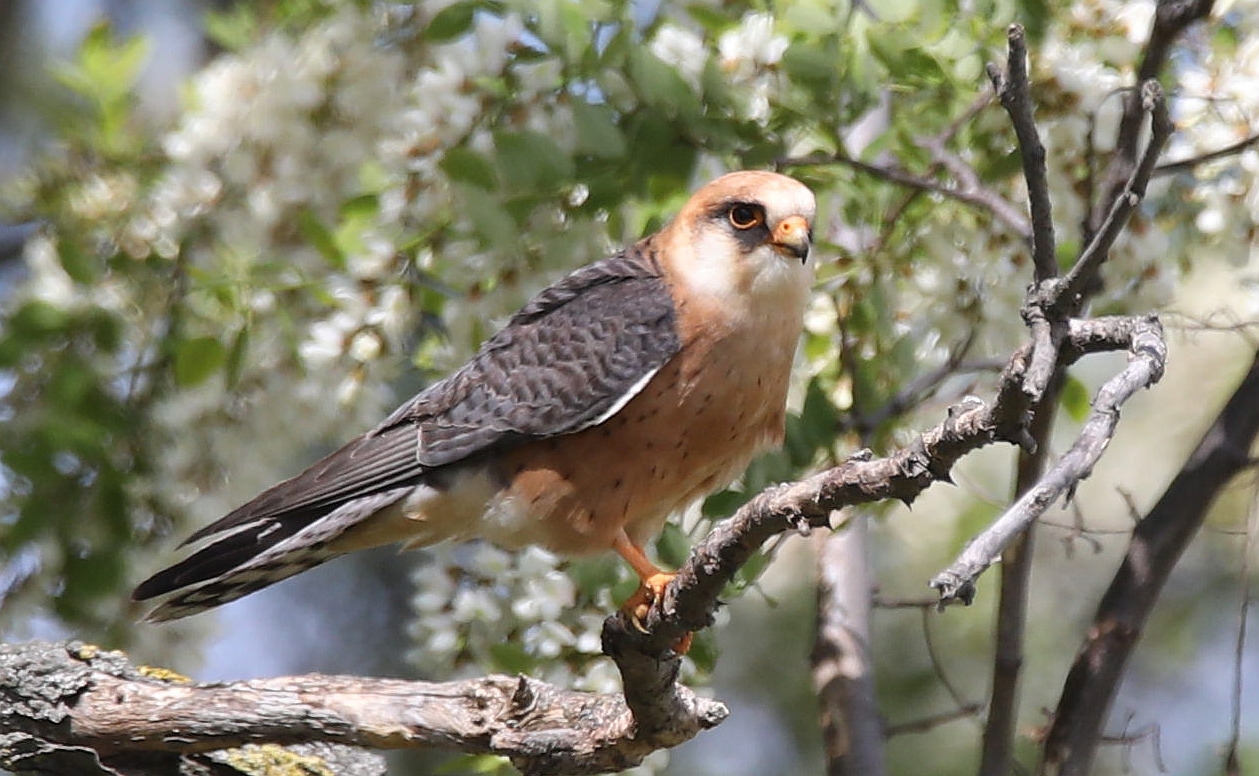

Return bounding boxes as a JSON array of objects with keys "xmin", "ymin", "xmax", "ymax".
[
  {"xmin": 371, "ymin": 239, "xmax": 682, "ymax": 463},
  {"xmin": 502, "ymin": 237, "xmax": 668, "ymax": 327}
]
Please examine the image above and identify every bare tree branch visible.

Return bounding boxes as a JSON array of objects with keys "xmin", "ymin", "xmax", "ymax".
[
  {"xmin": 988, "ymin": 24, "xmax": 1058, "ymax": 282},
  {"xmin": 1056, "ymin": 81, "xmax": 1175, "ymax": 318},
  {"xmin": 1015, "ymin": 80, "xmax": 1172, "ymax": 411},
  {"xmin": 979, "ymin": 370, "xmax": 1063, "ymax": 776},
  {"xmin": 1223, "ymin": 485, "xmax": 1256, "ymax": 776},
  {"xmin": 885, "ymin": 704, "xmax": 984, "ymax": 737},
  {"xmin": 1087, "ymin": 0, "xmax": 1215, "ymax": 236},
  {"xmin": 1038, "ymin": 349, "xmax": 1259, "ymax": 776},
  {"xmin": 973, "ymin": 25, "xmax": 1181, "ymax": 771},
  {"xmin": 813, "ymin": 516, "xmax": 887, "ymax": 776},
  {"xmin": 784, "ymin": 151, "xmax": 1033, "ymax": 239},
  {"xmin": 779, "ymin": 89, "xmax": 1033, "ymax": 241},
  {"xmin": 931, "ymin": 315, "xmax": 1168, "ymax": 604}
]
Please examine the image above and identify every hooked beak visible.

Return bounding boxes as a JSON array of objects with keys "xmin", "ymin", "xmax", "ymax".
[{"xmin": 770, "ymin": 214, "xmax": 812, "ymax": 263}]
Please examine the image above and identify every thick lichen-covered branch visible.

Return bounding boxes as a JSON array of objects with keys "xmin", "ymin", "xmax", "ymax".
[{"xmin": 0, "ymin": 641, "xmax": 724, "ymax": 776}]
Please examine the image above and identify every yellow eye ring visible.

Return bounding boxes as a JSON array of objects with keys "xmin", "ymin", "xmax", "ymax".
[{"xmin": 728, "ymin": 204, "xmax": 765, "ymax": 230}]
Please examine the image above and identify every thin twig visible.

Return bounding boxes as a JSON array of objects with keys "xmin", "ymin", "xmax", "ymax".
[
  {"xmin": 988, "ymin": 24, "xmax": 1057, "ymax": 282},
  {"xmin": 920, "ymin": 605, "xmax": 975, "ymax": 716},
  {"xmin": 788, "ymin": 151, "xmax": 1032, "ymax": 238},
  {"xmin": 841, "ymin": 333, "xmax": 984, "ymax": 437},
  {"xmin": 780, "ymin": 90, "xmax": 1031, "ymax": 240},
  {"xmin": 1087, "ymin": 0, "xmax": 1215, "ymax": 236},
  {"xmin": 886, "ymin": 704, "xmax": 985, "ymax": 737},
  {"xmin": 1154, "ymin": 131, "xmax": 1259, "ymax": 177},
  {"xmin": 1020, "ymin": 81, "xmax": 1172, "ymax": 403},
  {"xmin": 980, "ymin": 372, "xmax": 1063, "ymax": 776},
  {"xmin": 1057, "ymin": 81, "xmax": 1175, "ymax": 317}
]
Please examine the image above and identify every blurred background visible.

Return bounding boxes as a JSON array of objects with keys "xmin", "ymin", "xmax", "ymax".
[{"xmin": 1, "ymin": 1, "xmax": 1257, "ymax": 775}]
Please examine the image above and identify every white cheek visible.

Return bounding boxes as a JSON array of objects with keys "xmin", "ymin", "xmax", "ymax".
[{"xmin": 678, "ymin": 230, "xmax": 749, "ymax": 303}]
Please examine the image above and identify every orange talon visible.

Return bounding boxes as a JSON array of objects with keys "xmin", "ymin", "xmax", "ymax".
[
  {"xmin": 613, "ymin": 531, "xmax": 692, "ymax": 654},
  {"xmin": 624, "ymin": 571, "xmax": 677, "ymax": 624}
]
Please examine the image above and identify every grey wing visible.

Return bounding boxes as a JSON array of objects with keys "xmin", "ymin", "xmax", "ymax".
[
  {"xmin": 133, "ymin": 244, "xmax": 679, "ymax": 609},
  {"xmin": 383, "ymin": 246, "xmax": 682, "ymax": 466}
]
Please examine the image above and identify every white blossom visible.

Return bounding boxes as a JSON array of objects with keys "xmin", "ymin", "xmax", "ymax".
[{"xmin": 649, "ymin": 24, "xmax": 706, "ymax": 87}]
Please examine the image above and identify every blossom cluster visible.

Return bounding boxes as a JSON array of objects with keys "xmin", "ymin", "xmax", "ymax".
[{"xmin": 652, "ymin": 12, "xmax": 789, "ymax": 123}]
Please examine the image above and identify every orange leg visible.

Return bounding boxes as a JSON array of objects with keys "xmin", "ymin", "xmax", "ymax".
[{"xmin": 612, "ymin": 530, "xmax": 692, "ymax": 654}]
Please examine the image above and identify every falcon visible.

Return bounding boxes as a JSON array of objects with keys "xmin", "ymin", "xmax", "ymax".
[{"xmin": 133, "ymin": 170, "xmax": 817, "ymax": 637}]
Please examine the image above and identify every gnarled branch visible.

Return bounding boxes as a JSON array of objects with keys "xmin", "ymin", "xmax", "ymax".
[{"xmin": 0, "ymin": 640, "xmax": 723, "ymax": 776}]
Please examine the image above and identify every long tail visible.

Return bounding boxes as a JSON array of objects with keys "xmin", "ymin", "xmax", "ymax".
[{"xmin": 133, "ymin": 489, "xmax": 410, "ymax": 622}]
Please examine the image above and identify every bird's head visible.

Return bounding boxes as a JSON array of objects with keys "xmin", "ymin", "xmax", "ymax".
[{"xmin": 663, "ymin": 170, "xmax": 817, "ymax": 305}]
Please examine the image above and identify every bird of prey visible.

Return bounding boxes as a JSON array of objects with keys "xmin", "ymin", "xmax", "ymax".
[{"xmin": 133, "ymin": 170, "xmax": 817, "ymax": 636}]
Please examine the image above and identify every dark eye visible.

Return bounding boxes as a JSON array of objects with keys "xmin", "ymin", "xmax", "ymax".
[{"xmin": 728, "ymin": 203, "xmax": 765, "ymax": 230}]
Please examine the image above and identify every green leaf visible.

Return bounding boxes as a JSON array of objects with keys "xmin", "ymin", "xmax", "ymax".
[
  {"xmin": 1060, "ymin": 374, "xmax": 1091, "ymax": 423},
  {"xmin": 702, "ymin": 488, "xmax": 751, "ymax": 519},
  {"xmin": 297, "ymin": 208, "xmax": 341, "ymax": 266},
  {"xmin": 52, "ymin": 22, "xmax": 150, "ymax": 153},
  {"xmin": 330, "ymin": 194, "xmax": 380, "ymax": 268},
  {"xmin": 456, "ymin": 184, "xmax": 517, "ymax": 247},
  {"xmin": 488, "ymin": 642, "xmax": 535, "ymax": 674},
  {"xmin": 627, "ymin": 48, "xmax": 698, "ymax": 117},
  {"xmin": 55, "ymin": 23, "xmax": 151, "ymax": 102},
  {"xmin": 727, "ymin": 549, "xmax": 773, "ymax": 594},
  {"xmin": 341, "ymin": 193, "xmax": 380, "ymax": 220},
  {"xmin": 684, "ymin": 631, "xmax": 718, "ymax": 673},
  {"xmin": 493, "ymin": 130, "xmax": 575, "ymax": 191},
  {"xmin": 877, "ymin": 0, "xmax": 920, "ymax": 24},
  {"xmin": 655, "ymin": 522, "xmax": 691, "ymax": 569},
  {"xmin": 624, "ymin": 112, "xmax": 696, "ymax": 187},
  {"xmin": 440, "ymin": 147, "xmax": 499, "ymax": 190},
  {"xmin": 57, "ymin": 240, "xmax": 98, "ymax": 283},
  {"xmin": 224, "ymin": 327, "xmax": 250, "ymax": 389},
  {"xmin": 571, "ymin": 100, "xmax": 627, "ymax": 159},
  {"xmin": 797, "ymin": 377, "xmax": 842, "ymax": 455},
  {"xmin": 566, "ymin": 556, "xmax": 623, "ymax": 598},
  {"xmin": 174, "ymin": 335, "xmax": 226, "ymax": 388},
  {"xmin": 782, "ymin": 39, "xmax": 840, "ymax": 91},
  {"xmin": 423, "ymin": 1, "xmax": 492, "ymax": 43},
  {"xmin": 1056, "ymin": 239, "xmax": 1081, "ymax": 270},
  {"xmin": 435, "ymin": 754, "xmax": 515, "ymax": 775},
  {"xmin": 867, "ymin": 30, "xmax": 946, "ymax": 86},
  {"xmin": 203, "ymin": 4, "xmax": 260, "ymax": 51},
  {"xmin": 10, "ymin": 300, "xmax": 71, "ymax": 337}
]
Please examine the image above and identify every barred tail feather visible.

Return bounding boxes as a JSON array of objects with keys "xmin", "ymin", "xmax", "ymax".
[
  {"xmin": 138, "ymin": 543, "xmax": 343, "ymax": 622},
  {"xmin": 134, "ymin": 488, "xmax": 413, "ymax": 622}
]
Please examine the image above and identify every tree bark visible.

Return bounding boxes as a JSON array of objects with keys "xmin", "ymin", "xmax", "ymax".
[
  {"xmin": 0, "ymin": 640, "xmax": 721, "ymax": 776},
  {"xmin": 814, "ymin": 513, "xmax": 887, "ymax": 776}
]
